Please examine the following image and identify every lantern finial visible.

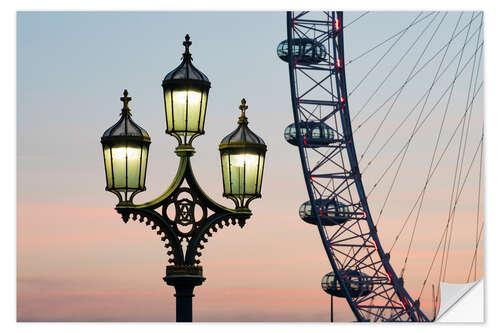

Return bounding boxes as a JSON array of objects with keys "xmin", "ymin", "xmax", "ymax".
[
  {"xmin": 120, "ymin": 89, "xmax": 132, "ymax": 116},
  {"xmin": 238, "ymin": 98, "xmax": 248, "ymax": 125},
  {"xmin": 182, "ymin": 34, "xmax": 192, "ymax": 60}
]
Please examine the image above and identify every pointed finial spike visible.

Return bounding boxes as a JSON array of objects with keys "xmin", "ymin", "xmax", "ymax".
[
  {"xmin": 182, "ymin": 34, "xmax": 193, "ymax": 60},
  {"xmin": 237, "ymin": 98, "xmax": 249, "ymax": 125},
  {"xmin": 239, "ymin": 98, "xmax": 248, "ymax": 112},
  {"xmin": 120, "ymin": 89, "xmax": 132, "ymax": 116}
]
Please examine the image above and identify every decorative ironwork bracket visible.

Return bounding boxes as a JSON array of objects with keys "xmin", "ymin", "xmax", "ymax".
[{"xmin": 115, "ymin": 147, "xmax": 252, "ymax": 266}]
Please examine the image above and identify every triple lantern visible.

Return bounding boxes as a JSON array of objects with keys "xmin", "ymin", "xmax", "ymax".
[{"xmin": 101, "ymin": 34, "xmax": 266, "ymax": 206}]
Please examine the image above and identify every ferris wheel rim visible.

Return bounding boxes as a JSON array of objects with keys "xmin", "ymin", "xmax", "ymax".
[{"xmin": 285, "ymin": 10, "xmax": 430, "ymax": 322}]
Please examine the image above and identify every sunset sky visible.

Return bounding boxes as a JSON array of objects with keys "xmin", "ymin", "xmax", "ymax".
[{"xmin": 16, "ymin": 9, "xmax": 487, "ymax": 324}]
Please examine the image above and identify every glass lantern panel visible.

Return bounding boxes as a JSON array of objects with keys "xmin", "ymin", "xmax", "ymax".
[
  {"xmin": 230, "ymin": 153, "xmax": 248, "ymax": 196},
  {"xmin": 165, "ymin": 89, "xmax": 174, "ymax": 133},
  {"xmin": 229, "ymin": 154, "xmax": 241, "ymax": 195},
  {"xmin": 111, "ymin": 145, "xmax": 142, "ymax": 190},
  {"xmin": 227, "ymin": 153, "xmax": 258, "ymax": 196},
  {"xmin": 221, "ymin": 153, "xmax": 231, "ymax": 195},
  {"xmin": 243, "ymin": 153, "xmax": 259, "ymax": 195},
  {"xmin": 103, "ymin": 146, "xmax": 113, "ymax": 188},
  {"xmin": 199, "ymin": 90, "xmax": 208, "ymax": 133},
  {"xmin": 172, "ymin": 89, "xmax": 188, "ymax": 132},
  {"xmin": 256, "ymin": 153, "xmax": 265, "ymax": 194},
  {"xmin": 139, "ymin": 145, "xmax": 149, "ymax": 187},
  {"xmin": 127, "ymin": 147, "xmax": 141, "ymax": 189},
  {"xmin": 186, "ymin": 89, "xmax": 203, "ymax": 133}
]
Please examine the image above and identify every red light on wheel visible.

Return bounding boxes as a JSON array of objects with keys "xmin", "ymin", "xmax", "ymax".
[
  {"xmin": 337, "ymin": 59, "xmax": 341, "ymax": 68},
  {"xmin": 335, "ymin": 19, "xmax": 340, "ymax": 31}
]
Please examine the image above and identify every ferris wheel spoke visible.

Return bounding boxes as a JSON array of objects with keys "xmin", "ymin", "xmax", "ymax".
[
  {"xmin": 358, "ymin": 13, "xmax": 459, "ymax": 167},
  {"xmin": 343, "ymin": 11, "xmax": 370, "ymax": 30},
  {"xmin": 350, "ymin": 12, "xmax": 441, "ymax": 98},
  {"xmin": 390, "ymin": 82, "xmax": 482, "ymax": 254},
  {"xmin": 346, "ymin": 12, "xmax": 433, "ymax": 66},
  {"xmin": 364, "ymin": 55, "xmax": 483, "ymax": 204},
  {"xmin": 352, "ymin": 16, "xmax": 483, "ymax": 129}
]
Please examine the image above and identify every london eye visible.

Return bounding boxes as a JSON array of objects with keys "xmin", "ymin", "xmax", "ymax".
[{"xmin": 278, "ymin": 11, "xmax": 483, "ymax": 322}]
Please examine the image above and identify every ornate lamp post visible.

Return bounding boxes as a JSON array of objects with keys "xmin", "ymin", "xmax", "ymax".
[{"xmin": 100, "ymin": 35, "xmax": 267, "ymax": 322}]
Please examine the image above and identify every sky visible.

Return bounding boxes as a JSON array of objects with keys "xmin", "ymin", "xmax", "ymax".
[{"xmin": 16, "ymin": 10, "xmax": 484, "ymax": 323}]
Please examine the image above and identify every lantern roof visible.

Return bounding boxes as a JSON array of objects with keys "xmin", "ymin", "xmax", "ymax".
[
  {"xmin": 101, "ymin": 89, "xmax": 151, "ymax": 144},
  {"xmin": 219, "ymin": 99, "xmax": 266, "ymax": 149},
  {"xmin": 162, "ymin": 34, "xmax": 211, "ymax": 86}
]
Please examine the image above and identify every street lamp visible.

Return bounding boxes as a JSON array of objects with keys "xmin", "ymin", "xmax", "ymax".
[{"xmin": 100, "ymin": 34, "xmax": 267, "ymax": 322}]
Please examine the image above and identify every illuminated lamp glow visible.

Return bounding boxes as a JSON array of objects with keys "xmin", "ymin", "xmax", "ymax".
[
  {"xmin": 112, "ymin": 146, "xmax": 141, "ymax": 160},
  {"xmin": 172, "ymin": 90, "xmax": 201, "ymax": 104},
  {"xmin": 232, "ymin": 153, "xmax": 258, "ymax": 167}
]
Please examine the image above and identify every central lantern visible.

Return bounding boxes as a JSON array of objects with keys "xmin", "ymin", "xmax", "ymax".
[{"xmin": 162, "ymin": 34, "xmax": 211, "ymax": 145}]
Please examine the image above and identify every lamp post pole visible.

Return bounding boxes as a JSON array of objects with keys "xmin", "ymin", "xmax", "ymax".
[
  {"xmin": 330, "ymin": 295, "xmax": 333, "ymax": 322},
  {"xmin": 101, "ymin": 35, "xmax": 267, "ymax": 322}
]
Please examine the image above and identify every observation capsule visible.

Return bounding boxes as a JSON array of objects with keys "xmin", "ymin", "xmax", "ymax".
[
  {"xmin": 284, "ymin": 121, "xmax": 338, "ymax": 147},
  {"xmin": 277, "ymin": 38, "xmax": 327, "ymax": 65},
  {"xmin": 299, "ymin": 199, "xmax": 351, "ymax": 226},
  {"xmin": 321, "ymin": 270, "xmax": 373, "ymax": 298}
]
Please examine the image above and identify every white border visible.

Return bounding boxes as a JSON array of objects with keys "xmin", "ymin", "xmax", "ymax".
[{"xmin": 4, "ymin": 1, "xmax": 498, "ymax": 332}]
